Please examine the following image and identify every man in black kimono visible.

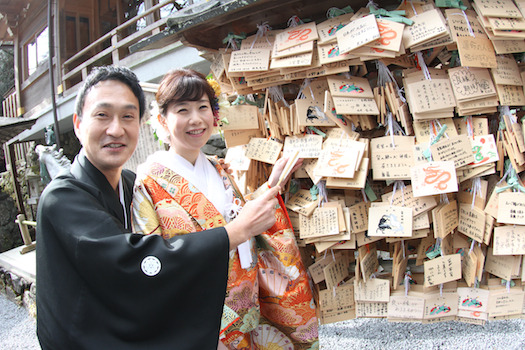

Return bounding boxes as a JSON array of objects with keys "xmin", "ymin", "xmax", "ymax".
[{"xmin": 36, "ymin": 66, "xmax": 280, "ymax": 350}]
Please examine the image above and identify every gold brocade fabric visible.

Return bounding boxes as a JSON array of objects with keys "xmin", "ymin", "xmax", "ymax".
[{"xmin": 133, "ymin": 157, "xmax": 319, "ymax": 350}]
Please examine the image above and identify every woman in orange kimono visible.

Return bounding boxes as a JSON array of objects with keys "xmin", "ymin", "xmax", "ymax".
[{"xmin": 132, "ymin": 69, "xmax": 318, "ymax": 349}]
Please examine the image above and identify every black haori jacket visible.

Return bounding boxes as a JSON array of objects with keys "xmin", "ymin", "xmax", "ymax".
[{"xmin": 36, "ymin": 150, "xmax": 229, "ymax": 350}]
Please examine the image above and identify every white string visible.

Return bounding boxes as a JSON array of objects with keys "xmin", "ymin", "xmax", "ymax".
[
  {"xmin": 469, "ymin": 239, "xmax": 476, "ymax": 253},
  {"xmin": 385, "ymin": 112, "xmax": 396, "ymax": 148},
  {"xmin": 410, "ymin": 0, "xmax": 418, "ymax": 16},
  {"xmin": 497, "ymin": 163, "xmax": 513, "ymax": 186},
  {"xmin": 385, "ymin": 112, "xmax": 406, "ymax": 136},
  {"xmin": 402, "ymin": 240, "xmax": 406, "ymax": 259},
  {"xmin": 376, "ymin": 60, "xmax": 408, "ymax": 105},
  {"xmin": 296, "ymin": 79, "xmax": 315, "ymax": 100},
  {"xmin": 462, "ymin": 10, "xmax": 475, "ymax": 37},
  {"xmin": 434, "ymin": 119, "xmax": 449, "ymax": 139},
  {"xmin": 390, "ymin": 181, "xmax": 406, "ymax": 208},
  {"xmin": 390, "ymin": 180, "xmax": 399, "ymax": 207},
  {"xmin": 326, "ymin": 7, "xmax": 339, "ymax": 18},
  {"xmin": 326, "ymin": 7, "xmax": 352, "ymax": 18},
  {"xmin": 500, "ymin": 105, "xmax": 512, "ymax": 120},
  {"xmin": 361, "ymin": 188, "xmax": 369, "ymax": 202},
  {"xmin": 400, "ymin": 182, "xmax": 406, "ymax": 207},
  {"xmin": 439, "ymin": 283, "xmax": 443, "ymax": 297},
  {"xmin": 337, "ymin": 129, "xmax": 347, "ymax": 149},
  {"xmin": 466, "ymin": 116, "xmax": 474, "ymax": 137},
  {"xmin": 404, "ymin": 273, "xmax": 410, "ymax": 296},
  {"xmin": 366, "ymin": 0, "xmax": 379, "ymax": 9},
  {"xmin": 250, "ymin": 22, "xmax": 272, "ymax": 50},
  {"xmin": 471, "ymin": 177, "xmax": 482, "ymax": 209},
  {"xmin": 118, "ymin": 177, "xmax": 129, "ymax": 230},
  {"xmin": 415, "ymin": 52, "xmax": 431, "ymax": 80},
  {"xmin": 227, "ymin": 198, "xmax": 243, "ymax": 220},
  {"xmin": 268, "ymin": 86, "xmax": 290, "ymax": 107},
  {"xmin": 287, "ymin": 15, "xmax": 302, "ymax": 27},
  {"xmin": 225, "ymin": 37, "xmax": 239, "ymax": 52},
  {"xmin": 428, "ymin": 121, "xmax": 436, "ymax": 145},
  {"xmin": 318, "ymin": 180, "xmax": 328, "ymax": 205}
]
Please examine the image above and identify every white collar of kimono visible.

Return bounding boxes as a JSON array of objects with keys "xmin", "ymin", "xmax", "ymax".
[
  {"xmin": 118, "ymin": 177, "xmax": 129, "ymax": 230},
  {"xmin": 149, "ymin": 150, "xmax": 235, "ymax": 222}
]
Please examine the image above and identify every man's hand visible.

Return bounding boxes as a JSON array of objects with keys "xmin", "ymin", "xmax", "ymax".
[
  {"xmin": 224, "ymin": 185, "xmax": 280, "ymax": 249},
  {"xmin": 268, "ymin": 157, "xmax": 304, "ymax": 188}
]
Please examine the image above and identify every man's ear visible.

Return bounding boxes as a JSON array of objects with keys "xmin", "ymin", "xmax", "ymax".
[{"xmin": 73, "ymin": 113, "xmax": 82, "ymax": 142}]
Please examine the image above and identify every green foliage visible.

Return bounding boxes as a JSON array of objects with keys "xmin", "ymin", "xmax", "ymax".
[
  {"xmin": 0, "ymin": 170, "xmax": 17, "ymax": 202},
  {"xmin": 0, "ymin": 46, "xmax": 15, "ymax": 113}
]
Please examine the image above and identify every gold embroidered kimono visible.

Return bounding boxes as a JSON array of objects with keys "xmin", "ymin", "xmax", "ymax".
[{"xmin": 133, "ymin": 154, "xmax": 318, "ymax": 350}]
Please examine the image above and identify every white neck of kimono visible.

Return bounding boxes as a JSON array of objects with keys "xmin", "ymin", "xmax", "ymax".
[
  {"xmin": 118, "ymin": 177, "xmax": 129, "ymax": 230},
  {"xmin": 170, "ymin": 147, "xmax": 199, "ymax": 165}
]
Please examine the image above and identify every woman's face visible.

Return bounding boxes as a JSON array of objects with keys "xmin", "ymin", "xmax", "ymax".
[{"xmin": 160, "ymin": 94, "xmax": 214, "ymax": 164}]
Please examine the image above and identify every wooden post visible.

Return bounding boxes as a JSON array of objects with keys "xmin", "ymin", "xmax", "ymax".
[
  {"xmin": 12, "ymin": 27, "xmax": 24, "ymax": 117},
  {"xmin": 5, "ymin": 142, "xmax": 26, "ymax": 217},
  {"xmin": 144, "ymin": 0, "xmax": 158, "ymax": 26},
  {"xmin": 16, "ymin": 214, "xmax": 36, "ymax": 254},
  {"xmin": 111, "ymin": 31, "xmax": 120, "ymax": 65}
]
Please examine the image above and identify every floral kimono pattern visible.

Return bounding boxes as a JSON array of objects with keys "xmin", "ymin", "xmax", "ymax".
[{"xmin": 133, "ymin": 157, "xmax": 318, "ymax": 350}]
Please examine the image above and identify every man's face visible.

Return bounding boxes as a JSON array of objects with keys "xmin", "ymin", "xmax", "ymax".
[{"xmin": 73, "ymin": 80, "xmax": 140, "ymax": 180}]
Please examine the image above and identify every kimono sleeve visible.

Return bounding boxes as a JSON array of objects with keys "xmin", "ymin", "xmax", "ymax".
[
  {"xmin": 37, "ymin": 182, "xmax": 230, "ymax": 346},
  {"xmin": 132, "ymin": 175, "xmax": 197, "ymax": 238},
  {"xmin": 132, "ymin": 179, "xmax": 162, "ymax": 235}
]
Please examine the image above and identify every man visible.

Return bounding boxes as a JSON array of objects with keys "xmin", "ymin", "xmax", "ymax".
[{"xmin": 36, "ymin": 66, "xmax": 280, "ymax": 349}]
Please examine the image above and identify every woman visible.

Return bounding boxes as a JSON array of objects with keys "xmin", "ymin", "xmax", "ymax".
[{"xmin": 133, "ymin": 69, "xmax": 318, "ymax": 349}]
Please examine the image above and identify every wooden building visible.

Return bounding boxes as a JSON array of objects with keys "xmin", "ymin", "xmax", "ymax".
[{"xmin": 0, "ymin": 0, "xmax": 213, "ymax": 214}]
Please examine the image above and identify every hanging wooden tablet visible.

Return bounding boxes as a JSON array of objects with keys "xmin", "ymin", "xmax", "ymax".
[
  {"xmin": 317, "ymin": 13, "xmax": 354, "ymax": 44},
  {"xmin": 245, "ymin": 137, "xmax": 283, "ymax": 164},
  {"xmin": 274, "ymin": 22, "xmax": 319, "ymax": 52},
  {"xmin": 367, "ymin": 204, "xmax": 413, "ymax": 237},
  {"xmin": 371, "ymin": 136, "xmax": 415, "ymax": 180},
  {"xmin": 456, "ymin": 35, "xmax": 498, "ymax": 68},
  {"xmin": 410, "ymin": 161, "xmax": 458, "ymax": 197},
  {"xmin": 336, "ymin": 14, "xmax": 380, "ymax": 54},
  {"xmin": 423, "ymin": 254, "xmax": 462, "ymax": 287},
  {"xmin": 473, "ymin": 0, "xmax": 522, "ymax": 19},
  {"xmin": 228, "ymin": 49, "xmax": 271, "ymax": 73},
  {"xmin": 402, "ymin": 9, "xmax": 449, "ymax": 49},
  {"xmin": 219, "ymin": 105, "xmax": 259, "ymax": 130}
]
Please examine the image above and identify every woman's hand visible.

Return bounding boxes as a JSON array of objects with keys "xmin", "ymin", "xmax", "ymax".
[
  {"xmin": 218, "ymin": 158, "xmax": 233, "ymax": 175},
  {"xmin": 268, "ymin": 157, "xmax": 304, "ymax": 188}
]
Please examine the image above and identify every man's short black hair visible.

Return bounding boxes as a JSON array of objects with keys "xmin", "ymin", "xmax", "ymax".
[{"xmin": 74, "ymin": 66, "xmax": 146, "ymax": 120}]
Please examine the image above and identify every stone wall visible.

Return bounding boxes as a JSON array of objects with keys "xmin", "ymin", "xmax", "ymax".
[
  {"xmin": 0, "ymin": 190, "xmax": 22, "ymax": 253},
  {"xmin": 0, "ymin": 267, "xmax": 36, "ymax": 317}
]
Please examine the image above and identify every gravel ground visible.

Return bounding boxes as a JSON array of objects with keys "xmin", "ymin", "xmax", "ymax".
[
  {"xmin": 319, "ymin": 318, "xmax": 525, "ymax": 350},
  {"xmin": 0, "ymin": 294, "xmax": 40, "ymax": 350},
  {"xmin": 2, "ymin": 293, "xmax": 525, "ymax": 349}
]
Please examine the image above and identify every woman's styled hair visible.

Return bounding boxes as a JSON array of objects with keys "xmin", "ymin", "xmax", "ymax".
[{"xmin": 156, "ymin": 69, "xmax": 218, "ymax": 118}]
